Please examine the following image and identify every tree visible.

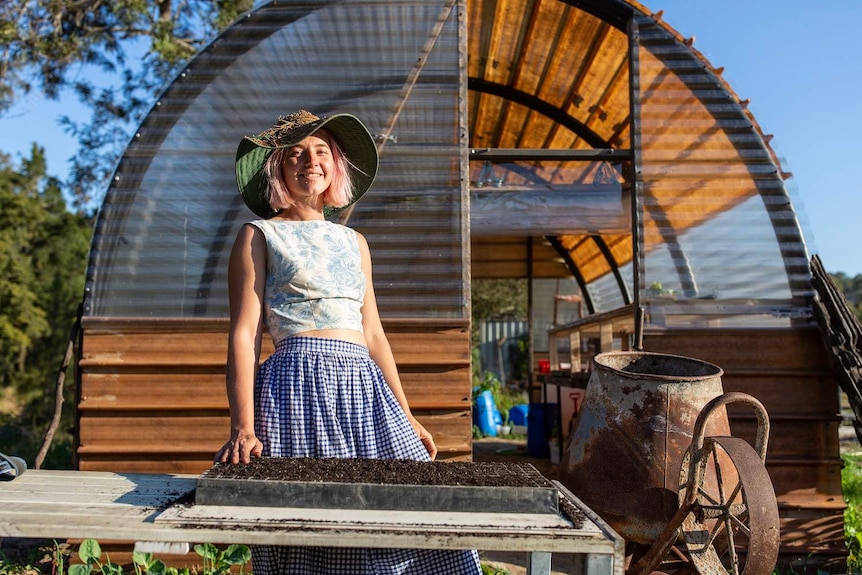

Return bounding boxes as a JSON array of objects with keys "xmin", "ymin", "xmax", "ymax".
[
  {"xmin": 830, "ymin": 271, "xmax": 862, "ymax": 323},
  {"xmin": 472, "ymin": 279, "xmax": 529, "ymax": 323},
  {"xmin": 0, "ymin": 146, "xmax": 92, "ymax": 466},
  {"xmin": 0, "ymin": 147, "xmax": 51, "ymax": 385},
  {"xmin": 471, "ymin": 279, "xmax": 530, "ymax": 384},
  {"xmin": 0, "ymin": 0, "xmax": 253, "ymax": 210}
]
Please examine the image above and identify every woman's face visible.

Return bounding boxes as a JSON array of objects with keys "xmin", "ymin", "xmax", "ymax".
[{"xmin": 281, "ymin": 132, "xmax": 335, "ymax": 201}]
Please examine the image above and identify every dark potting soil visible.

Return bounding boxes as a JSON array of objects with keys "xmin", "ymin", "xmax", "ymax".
[{"xmin": 202, "ymin": 457, "xmax": 554, "ymax": 488}]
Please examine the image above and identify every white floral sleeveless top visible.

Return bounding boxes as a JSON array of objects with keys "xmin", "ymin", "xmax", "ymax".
[{"xmin": 249, "ymin": 219, "xmax": 365, "ymax": 345}]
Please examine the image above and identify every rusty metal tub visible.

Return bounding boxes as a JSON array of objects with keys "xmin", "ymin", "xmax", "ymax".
[{"xmin": 558, "ymin": 350, "xmax": 730, "ymax": 545}]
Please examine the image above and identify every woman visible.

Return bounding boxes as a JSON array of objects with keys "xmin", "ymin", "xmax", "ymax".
[{"xmin": 215, "ymin": 110, "xmax": 482, "ymax": 574}]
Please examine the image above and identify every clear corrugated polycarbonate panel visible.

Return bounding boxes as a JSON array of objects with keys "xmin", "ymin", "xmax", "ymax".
[
  {"xmin": 85, "ymin": 0, "xmax": 466, "ymax": 318},
  {"xmin": 469, "ymin": 159, "xmax": 630, "ymax": 237},
  {"xmin": 633, "ymin": 15, "xmax": 812, "ymax": 327}
]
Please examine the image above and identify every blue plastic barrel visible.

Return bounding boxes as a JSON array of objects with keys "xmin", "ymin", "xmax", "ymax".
[
  {"xmin": 527, "ymin": 402, "xmax": 553, "ymax": 457},
  {"xmin": 508, "ymin": 404, "xmax": 529, "ymax": 426},
  {"xmin": 474, "ymin": 390, "xmax": 498, "ymax": 437}
]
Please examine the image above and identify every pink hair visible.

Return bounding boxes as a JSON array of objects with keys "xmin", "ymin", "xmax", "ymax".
[{"xmin": 263, "ymin": 130, "xmax": 354, "ymax": 213}]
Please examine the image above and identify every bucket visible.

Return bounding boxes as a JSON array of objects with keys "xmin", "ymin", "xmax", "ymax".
[
  {"xmin": 527, "ymin": 402, "xmax": 553, "ymax": 458},
  {"xmin": 559, "ymin": 351, "xmax": 729, "ymax": 545},
  {"xmin": 474, "ymin": 390, "xmax": 498, "ymax": 437},
  {"xmin": 508, "ymin": 404, "xmax": 529, "ymax": 426}
]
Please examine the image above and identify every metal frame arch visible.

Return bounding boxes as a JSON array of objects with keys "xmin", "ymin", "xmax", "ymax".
[{"xmin": 468, "ymin": 78, "xmax": 610, "ymax": 150}]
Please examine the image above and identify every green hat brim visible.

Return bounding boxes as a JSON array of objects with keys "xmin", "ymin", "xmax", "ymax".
[{"xmin": 235, "ymin": 113, "xmax": 379, "ymax": 219}]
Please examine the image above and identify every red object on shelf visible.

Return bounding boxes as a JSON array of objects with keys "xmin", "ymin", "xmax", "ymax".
[{"xmin": 569, "ymin": 390, "xmax": 585, "ymax": 414}]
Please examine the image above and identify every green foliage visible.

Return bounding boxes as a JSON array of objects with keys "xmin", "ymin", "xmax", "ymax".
[
  {"xmin": 0, "ymin": 0, "xmax": 253, "ymax": 208},
  {"xmin": 193, "ymin": 543, "xmax": 251, "ymax": 575},
  {"xmin": 0, "ymin": 539, "xmax": 255, "ymax": 575},
  {"xmin": 473, "ymin": 371, "xmax": 528, "ymax": 415},
  {"xmin": 471, "ymin": 279, "xmax": 529, "ymax": 323},
  {"xmin": 68, "ymin": 539, "xmax": 118, "ymax": 575},
  {"xmin": 0, "ymin": 148, "xmax": 92, "ymax": 468},
  {"xmin": 844, "ymin": 452, "xmax": 862, "ymax": 572},
  {"xmin": 494, "ymin": 385, "xmax": 528, "ymax": 424},
  {"xmin": 0, "ymin": 550, "xmax": 41, "ymax": 574},
  {"xmin": 470, "ymin": 279, "xmax": 528, "ymax": 348},
  {"xmin": 830, "ymin": 272, "xmax": 862, "ymax": 324},
  {"xmin": 0, "ymin": 148, "xmax": 52, "ymax": 382},
  {"xmin": 130, "ymin": 551, "xmax": 166, "ymax": 575},
  {"xmin": 480, "ymin": 563, "xmax": 511, "ymax": 575},
  {"xmin": 471, "ymin": 370, "xmax": 528, "ymax": 437},
  {"xmin": 472, "ymin": 370, "xmax": 502, "ymax": 400}
]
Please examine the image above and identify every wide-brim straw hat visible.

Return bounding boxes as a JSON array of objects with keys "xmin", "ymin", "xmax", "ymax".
[{"xmin": 235, "ymin": 110, "xmax": 379, "ymax": 219}]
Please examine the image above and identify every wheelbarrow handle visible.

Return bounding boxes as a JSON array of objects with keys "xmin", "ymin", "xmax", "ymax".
[
  {"xmin": 679, "ymin": 392, "xmax": 769, "ymax": 508},
  {"xmin": 690, "ymin": 391, "xmax": 770, "ymax": 461}
]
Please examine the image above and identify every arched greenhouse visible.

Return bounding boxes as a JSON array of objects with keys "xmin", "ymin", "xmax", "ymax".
[{"xmin": 77, "ymin": 0, "xmax": 846, "ymax": 568}]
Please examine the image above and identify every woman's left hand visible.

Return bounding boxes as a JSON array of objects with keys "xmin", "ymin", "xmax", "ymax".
[{"xmin": 408, "ymin": 416, "xmax": 438, "ymax": 460}]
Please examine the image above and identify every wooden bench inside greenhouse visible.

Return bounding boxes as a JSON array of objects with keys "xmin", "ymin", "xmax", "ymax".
[{"xmin": 76, "ymin": 317, "xmax": 473, "ymax": 473}]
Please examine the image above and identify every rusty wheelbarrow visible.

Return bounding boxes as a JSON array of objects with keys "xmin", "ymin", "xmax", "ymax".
[{"xmin": 558, "ymin": 351, "xmax": 779, "ymax": 575}]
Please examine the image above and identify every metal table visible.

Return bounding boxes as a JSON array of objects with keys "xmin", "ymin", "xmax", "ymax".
[{"xmin": 0, "ymin": 469, "xmax": 623, "ymax": 575}]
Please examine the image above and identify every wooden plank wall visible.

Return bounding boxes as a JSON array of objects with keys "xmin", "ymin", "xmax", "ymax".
[
  {"xmin": 76, "ymin": 317, "xmax": 473, "ymax": 474},
  {"xmin": 642, "ymin": 326, "xmax": 847, "ymax": 570}
]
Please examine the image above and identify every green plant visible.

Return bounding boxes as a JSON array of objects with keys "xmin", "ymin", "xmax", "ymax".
[
  {"xmin": 54, "ymin": 542, "xmax": 66, "ymax": 575},
  {"xmin": 480, "ymin": 562, "xmax": 511, "ymax": 575},
  {"xmin": 472, "ymin": 371, "xmax": 528, "ymax": 418},
  {"xmin": 844, "ymin": 452, "xmax": 862, "ymax": 572},
  {"xmin": 494, "ymin": 387, "xmax": 528, "ymax": 422},
  {"xmin": 68, "ymin": 539, "xmax": 119, "ymax": 575},
  {"xmin": 7, "ymin": 539, "xmax": 256, "ymax": 575},
  {"xmin": 472, "ymin": 371, "xmax": 502, "ymax": 400},
  {"xmin": 130, "ymin": 551, "xmax": 168, "ymax": 575},
  {"xmin": 0, "ymin": 550, "xmax": 40, "ymax": 575}
]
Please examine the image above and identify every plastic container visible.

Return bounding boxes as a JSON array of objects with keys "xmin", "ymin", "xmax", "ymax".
[
  {"xmin": 508, "ymin": 404, "xmax": 529, "ymax": 426},
  {"xmin": 474, "ymin": 390, "xmax": 498, "ymax": 437},
  {"xmin": 527, "ymin": 402, "xmax": 554, "ymax": 458}
]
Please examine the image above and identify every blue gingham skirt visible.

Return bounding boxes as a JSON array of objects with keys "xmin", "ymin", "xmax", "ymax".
[{"xmin": 251, "ymin": 337, "xmax": 482, "ymax": 575}]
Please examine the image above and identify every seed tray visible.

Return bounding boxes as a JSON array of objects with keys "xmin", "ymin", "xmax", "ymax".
[{"xmin": 196, "ymin": 457, "xmax": 559, "ymax": 514}]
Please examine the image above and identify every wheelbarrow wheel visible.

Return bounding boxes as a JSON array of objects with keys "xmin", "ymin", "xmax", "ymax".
[{"xmin": 678, "ymin": 435, "xmax": 780, "ymax": 575}]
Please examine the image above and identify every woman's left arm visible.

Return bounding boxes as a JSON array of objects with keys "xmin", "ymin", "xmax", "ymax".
[{"xmin": 356, "ymin": 231, "xmax": 438, "ymax": 460}]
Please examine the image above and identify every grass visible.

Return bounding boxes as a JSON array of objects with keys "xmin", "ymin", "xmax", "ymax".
[{"xmin": 844, "ymin": 450, "xmax": 862, "ymax": 573}]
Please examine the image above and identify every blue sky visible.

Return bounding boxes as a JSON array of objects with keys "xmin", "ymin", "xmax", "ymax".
[
  {"xmin": 646, "ymin": 1, "xmax": 862, "ymax": 276},
  {"xmin": 0, "ymin": 0, "xmax": 859, "ymax": 275}
]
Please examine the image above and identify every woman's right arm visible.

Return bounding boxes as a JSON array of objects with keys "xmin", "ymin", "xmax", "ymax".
[{"xmin": 215, "ymin": 224, "xmax": 267, "ymax": 464}]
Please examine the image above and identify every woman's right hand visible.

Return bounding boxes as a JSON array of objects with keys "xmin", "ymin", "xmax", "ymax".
[{"xmin": 214, "ymin": 431, "xmax": 263, "ymax": 464}]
